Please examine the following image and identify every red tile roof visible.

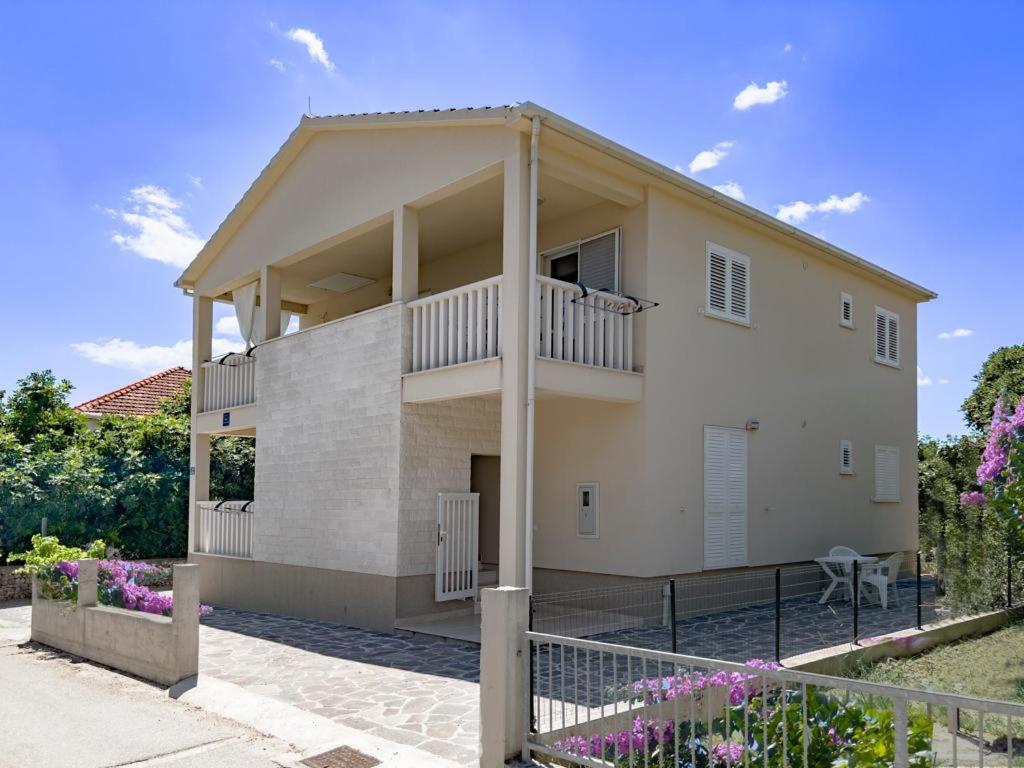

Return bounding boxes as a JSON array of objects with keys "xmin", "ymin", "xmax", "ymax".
[{"xmin": 74, "ymin": 367, "xmax": 190, "ymax": 417}]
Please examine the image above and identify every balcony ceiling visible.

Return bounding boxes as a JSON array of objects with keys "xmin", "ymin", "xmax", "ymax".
[{"xmin": 277, "ymin": 169, "xmax": 615, "ymax": 305}]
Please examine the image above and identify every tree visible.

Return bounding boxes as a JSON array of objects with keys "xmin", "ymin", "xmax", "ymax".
[
  {"xmin": 0, "ymin": 370, "xmax": 84, "ymax": 448},
  {"xmin": 962, "ymin": 345, "xmax": 1024, "ymax": 432}
]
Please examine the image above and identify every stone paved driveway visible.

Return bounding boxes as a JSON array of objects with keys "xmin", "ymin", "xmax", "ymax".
[{"xmin": 200, "ymin": 609, "xmax": 481, "ymax": 765}]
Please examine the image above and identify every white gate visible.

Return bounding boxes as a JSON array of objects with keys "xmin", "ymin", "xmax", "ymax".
[{"xmin": 435, "ymin": 492, "xmax": 480, "ymax": 601}]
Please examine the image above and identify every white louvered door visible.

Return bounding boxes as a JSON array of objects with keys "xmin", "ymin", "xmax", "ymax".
[
  {"xmin": 704, "ymin": 426, "xmax": 748, "ymax": 569},
  {"xmin": 435, "ymin": 493, "xmax": 480, "ymax": 601}
]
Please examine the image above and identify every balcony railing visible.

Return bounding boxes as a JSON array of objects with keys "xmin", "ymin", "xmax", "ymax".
[
  {"xmin": 409, "ymin": 275, "xmax": 502, "ymax": 373},
  {"xmin": 201, "ymin": 353, "xmax": 256, "ymax": 412},
  {"xmin": 536, "ymin": 275, "xmax": 635, "ymax": 372},
  {"xmin": 196, "ymin": 500, "xmax": 253, "ymax": 559}
]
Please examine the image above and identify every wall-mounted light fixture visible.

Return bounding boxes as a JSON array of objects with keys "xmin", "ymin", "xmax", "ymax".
[{"xmin": 746, "ymin": 418, "xmax": 760, "ymax": 431}]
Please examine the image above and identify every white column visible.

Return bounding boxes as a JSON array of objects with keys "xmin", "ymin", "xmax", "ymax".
[
  {"xmin": 498, "ymin": 133, "xmax": 531, "ymax": 589},
  {"xmin": 392, "ymin": 205, "xmax": 419, "ymax": 303},
  {"xmin": 259, "ymin": 265, "xmax": 282, "ymax": 342},
  {"xmin": 188, "ymin": 294, "xmax": 212, "ymax": 555}
]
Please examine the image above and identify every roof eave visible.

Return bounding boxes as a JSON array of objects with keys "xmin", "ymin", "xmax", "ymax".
[{"xmin": 515, "ymin": 102, "xmax": 936, "ymax": 302}]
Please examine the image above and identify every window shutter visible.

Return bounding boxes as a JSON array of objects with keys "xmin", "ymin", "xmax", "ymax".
[
  {"xmin": 725, "ymin": 429, "xmax": 748, "ymax": 565},
  {"xmin": 706, "ymin": 243, "xmax": 750, "ymax": 323},
  {"xmin": 703, "ymin": 427, "xmax": 729, "ymax": 568},
  {"xmin": 729, "ymin": 257, "xmax": 749, "ymax": 322},
  {"xmin": 874, "ymin": 307, "xmax": 900, "ymax": 366},
  {"xmin": 840, "ymin": 293, "xmax": 853, "ymax": 328},
  {"xmin": 840, "ymin": 440, "xmax": 853, "ymax": 474},
  {"xmin": 707, "ymin": 252, "xmax": 728, "ymax": 314},
  {"xmin": 579, "ymin": 231, "xmax": 618, "ymax": 291},
  {"xmin": 874, "ymin": 445, "xmax": 900, "ymax": 501}
]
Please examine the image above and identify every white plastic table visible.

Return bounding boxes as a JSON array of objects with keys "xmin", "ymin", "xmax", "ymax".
[{"xmin": 814, "ymin": 555, "xmax": 878, "ymax": 604}]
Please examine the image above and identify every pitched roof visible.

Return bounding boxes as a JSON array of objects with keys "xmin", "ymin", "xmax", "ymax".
[
  {"xmin": 74, "ymin": 367, "xmax": 190, "ymax": 417},
  {"xmin": 175, "ymin": 101, "xmax": 936, "ymax": 302}
]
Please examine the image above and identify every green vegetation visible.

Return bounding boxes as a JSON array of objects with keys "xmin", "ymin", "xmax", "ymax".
[
  {"xmin": 918, "ymin": 344, "xmax": 1024, "ymax": 612},
  {"xmin": 0, "ymin": 370, "xmax": 253, "ymax": 562},
  {"xmin": 853, "ymin": 621, "xmax": 1024, "ymax": 742}
]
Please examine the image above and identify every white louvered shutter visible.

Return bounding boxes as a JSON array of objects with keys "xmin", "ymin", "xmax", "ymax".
[
  {"xmin": 707, "ymin": 251, "xmax": 728, "ymax": 315},
  {"xmin": 707, "ymin": 244, "xmax": 750, "ymax": 323},
  {"xmin": 874, "ymin": 445, "xmax": 900, "ymax": 501},
  {"xmin": 725, "ymin": 429, "xmax": 748, "ymax": 565},
  {"xmin": 579, "ymin": 230, "xmax": 619, "ymax": 291},
  {"xmin": 874, "ymin": 307, "xmax": 900, "ymax": 366},
  {"xmin": 704, "ymin": 426, "xmax": 748, "ymax": 569}
]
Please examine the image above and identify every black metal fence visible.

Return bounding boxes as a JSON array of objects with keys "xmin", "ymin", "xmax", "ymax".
[{"xmin": 530, "ymin": 551, "xmax": 1022, "ymax": 664}]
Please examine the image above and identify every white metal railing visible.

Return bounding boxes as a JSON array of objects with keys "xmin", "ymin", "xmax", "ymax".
[
  {"xmin": 196, "ymin": 500, "xmax": 254, "ymax": 558},
  {"xmin": 536, "ymin": 275, "xmax": 635, "ymax": 372},
  {"xmin": 201, "ymin": 353, "xmax": 256, "ymax": 412},
  {"xmin": 524, "ymin": 631, "xmax": 1024, "ymax": 768},
  {"xmin": 409, "ymin": 275, "xmax": 502, "ymax": 373}
]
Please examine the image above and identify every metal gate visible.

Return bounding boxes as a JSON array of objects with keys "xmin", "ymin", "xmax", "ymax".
[{"xmin": 435, "ymin": 492, "xmax": 479, "ymax": 601}]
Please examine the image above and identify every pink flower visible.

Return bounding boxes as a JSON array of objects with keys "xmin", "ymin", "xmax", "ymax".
[{"xmin": 960, "ymin": 491, "xmax": 986, "ymax": 508}]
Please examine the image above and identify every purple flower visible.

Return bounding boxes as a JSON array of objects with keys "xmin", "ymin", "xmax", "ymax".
[{"xmin": 960, "ymin": 491, "xmax": 986, "ymax": 508}]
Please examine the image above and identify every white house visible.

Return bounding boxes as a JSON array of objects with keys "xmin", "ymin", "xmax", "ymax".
[{"xmin": 175, "ymin": 103, "xmax": 935, "ymax": 632}]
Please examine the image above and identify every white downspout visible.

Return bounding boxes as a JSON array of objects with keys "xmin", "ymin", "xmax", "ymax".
[{"xmin": 525, "ymin": 115, "xmax": 540, "ymax": 593}]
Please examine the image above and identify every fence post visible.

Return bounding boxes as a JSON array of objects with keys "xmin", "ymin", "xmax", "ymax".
[
  {"xmin": 669, "ymin": 579, "xmax": 678, "ymax": 654},
  {"xmin": 852, "ymin": 560, "xmax": 860, "ymax": 645},
  {"xmin": 528, "ymin": 595, "xmax": 535, "ymax": 733},
  {"xmin": 921, "ymin": 552, "xmax": 929, "ymax": 630},
  {"xmin": 1009, "ymin": 550, "xmax": 1013, "ymax": 609},
  {"xmin": 893, "ymin": 696, "xmax": 909, "ymax": 768},
  {"xmin": 774, "ymin": 568, "xmax": 782, "ymax": 663}
]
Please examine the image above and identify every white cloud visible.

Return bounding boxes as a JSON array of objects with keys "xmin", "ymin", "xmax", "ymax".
[
  {"xmin": 286, "ymin": 28, "xmax": 334, "ymax": 72},
  {"xmin": 186, "ymin": 175, "xmax": 204, "ymax": 191},
  {"xmin": 687, "ymin": 141, "xmax": 734, "ymax": 174},
  {"xmin": 712, "ymin": 181, "xmax": 746, "ymax": 201},
  {"xmin": 71, "ymin": 337, "xmax": 238, "ymax": 373},
  {"xmin": 269, "ymin": 58, "xmax": 286, "ymax": 72},
  {"xmin": 109, "ymin": 185, "xmax": 205, "ymax": 268},
  {"xmin": 939, "ymin": 378, "xmax": 950, "ymax": 385},
  {"xmin": 937, "ymin": 328, "xmax": 974, "ymax": 339},
  {"xmin": 733, "ymin": 80, "xmax": 788, "ymax": 110},
  {"xmin": 917, "ymin": 367, "xmax": 933, "ymax": 387},
  {"xmin": 215, "ymin": 316, "xmax": 242, "ymax": 338},
  {"xmin": 775, "ymin": 192, "xmax": 869, "ymax": 224},
  {"xmin": 783, "ymin": 43, "xmax": 793, "ymax": 53}
]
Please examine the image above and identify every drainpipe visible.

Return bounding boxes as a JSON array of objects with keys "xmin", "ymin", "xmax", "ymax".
[{"xmin": 525, "ymin": 115, "xmax": 540, "ymax": 593}]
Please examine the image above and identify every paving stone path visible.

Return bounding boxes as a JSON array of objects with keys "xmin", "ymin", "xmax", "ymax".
[{"xmin": 200, "ymin": 609, "xmax": 481, "ymax": 765}]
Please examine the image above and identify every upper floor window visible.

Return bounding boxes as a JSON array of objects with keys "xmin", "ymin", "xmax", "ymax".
[
  {"xmin": 542, "ymin": 229, "xmax": 620, "ymax": 292},
  {"xmin": 706, "ymin": 242, "xmax": 750, "ymax": 324},
  {"xmin": 874, "ymin": 306, "xmax": 900, "ymax": 367},
  {"xmin": 840, "ymin": 292, "xmax": 854, "ymax": 328}
]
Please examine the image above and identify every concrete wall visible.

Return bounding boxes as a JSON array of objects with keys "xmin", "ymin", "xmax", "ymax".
[
  {"xmin": 253, "ymin": 302, "xmax": 404, "ymax": 576},
  {"xmin": 398, "ymin": 396, "xmax": 501, "ymax": 579},
  {"xmin": 532, "ymin": 186, "xmax": 920, "ymax": 579},
  {"xmin": 31, "ymin": 561, "xmax": 199, "ymax": 687}
]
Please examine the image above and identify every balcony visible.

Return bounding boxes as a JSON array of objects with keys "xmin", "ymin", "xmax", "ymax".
[
  {"xmin": 402, "ymin": 275, "xmax": 643, "ymax": 403},
  {"xmin": 195, "ymin": 500, "xmax": 254, "ymax": 559}
]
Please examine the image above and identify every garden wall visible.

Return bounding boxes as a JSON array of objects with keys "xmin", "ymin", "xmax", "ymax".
[
  {"xmin": 30, "ymin": 560, "xmax": 199, "ymax": 686},
  {"xmin": 0, "ymin": 565, "xmax": 31, "ymax": 601}
]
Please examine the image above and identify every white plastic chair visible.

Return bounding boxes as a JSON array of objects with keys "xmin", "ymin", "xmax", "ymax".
[
  {"xmin": 829, "ymin": 546, "xmax": 861, "ymax": 558},
  {"xmin": 861, "ymin": 553, "xmax": 904, "ymax": 609},
  {"xmin": 817, "ymin": 546, "xmax": 861, "ymax": 602}
]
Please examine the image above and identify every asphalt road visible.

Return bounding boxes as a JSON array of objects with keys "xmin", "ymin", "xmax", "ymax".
[{"xmin": 0, "ymin": 632, "xmax": 299, "ymax": 768}]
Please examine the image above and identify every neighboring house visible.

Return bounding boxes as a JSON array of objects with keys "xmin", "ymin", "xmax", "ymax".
[
  {"xmin": 74, "ymin": 367, "xmax": 190, "ymax": 424},
  {"xmin": 175, "ymin": 103, "xmax": 935, "ymax": 633}
]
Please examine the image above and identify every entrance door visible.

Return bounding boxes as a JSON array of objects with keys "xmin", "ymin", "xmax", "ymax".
[
  {"xmin": 703, "ymin": 426, "xmax": 748, "ymax": 569},
  {"xmin": 435, "ymin": 492, "xmax": 479, "ymax": 601},
  {"xmin": 471, "ymin": 455, "xmax": 500, "ymax": 568}
]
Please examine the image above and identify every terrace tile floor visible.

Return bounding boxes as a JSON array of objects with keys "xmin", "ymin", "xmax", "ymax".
[{"xmin": 200, "ymin": 609, "xmax": 482, "ymax": 766}]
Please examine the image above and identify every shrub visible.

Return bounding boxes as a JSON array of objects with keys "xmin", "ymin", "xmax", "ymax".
[{"xmin": 11, "ymin": 534, "xmax": 105, "ymax": 575}]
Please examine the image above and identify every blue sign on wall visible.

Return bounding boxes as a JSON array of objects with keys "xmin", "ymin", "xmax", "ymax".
[{"xmin": 222, "ymin": 412, "xmax": 231, "ymax": 427}]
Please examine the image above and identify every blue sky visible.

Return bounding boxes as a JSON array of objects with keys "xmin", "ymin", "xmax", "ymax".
[{"xmin": 0, "ymin": 1, "xmax": 1020, "ymax": 437}]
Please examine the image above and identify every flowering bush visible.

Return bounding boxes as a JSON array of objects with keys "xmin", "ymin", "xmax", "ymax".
[
  {"xmin": 35, "ymin": 559, "xmax": 210, "ymax": 617},
  {"xmin": 553, "ymin": 659, "xmax": 932, "ymax": 767},
  {"xmin": 12, "ymin": 534, "xmax": 106, "ymax": 575},
  {"xmin": 960, "ymin": 395, "xmax": 1024, "ymax": 526}
]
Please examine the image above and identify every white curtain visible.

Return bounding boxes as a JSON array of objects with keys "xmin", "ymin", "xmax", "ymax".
[
  {"xmin": 233, "ymin": 280, "xmax": 260, "ymax": 349},
  {"xmin": 280, "ymin": 310, "xmax": 293, "ymax": 336}
]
